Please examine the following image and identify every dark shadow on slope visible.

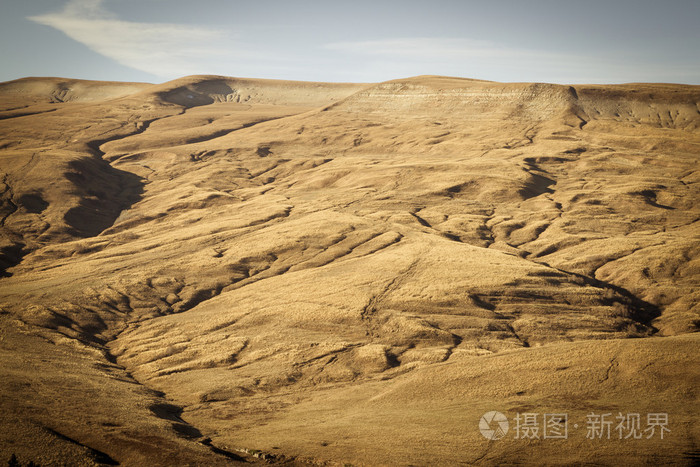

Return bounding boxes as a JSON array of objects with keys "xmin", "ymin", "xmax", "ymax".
[
  {"xmin": 17, "ymin": 193, "xmax": 49, "ymax": 214},
  {"xmin": 0, "ymin": 107, "xmax": 58, "ymax": 120},
  {"xmin": 159, "ymin": 81, "xmax": 235, "ymax": 108},
  {"xmin": 149, "ymin": 403, "xmax": 202, "ymax": 439},
  {"xmin": 86, "ymin": 116, "xmax": 163, "ymax": 161},
  {"xmin": 637, "ymin": 189, "xmax": 675, "ymax": 210},
  {"xmin": 559, "ymin": 267, "xmax": 662, "ymax": 331},
  {"xmin": 469, "ymin": 293, "xmax": 496, "ymax": 311},
  {"xmin": 0, "ymin": 242, "xmax": 27, "ymax": 277},
  {"xmin": 182, "ymin": 116, "xmax": 291, "ymax": 147},
  {"xmin": 519, "ymin": 172, "xmax": 555, "ymax": 200},
  {"xmin": 150, "ymin": 403, "xmax": 246, "ymax": 461},
  {"xmin": 43, "ymin": 427, "xmax": 119, "ymax": 465},
  {"xmin": 0, "ymin": 176, "xmax": 30, "ymax": 276},
  {"xmin": 199, "ymin": 438, "xmax": 247, "ymax": 462},
  {"xmin": 63, "ymin": 158, "xmax": 144, "ymax": 238},
  {"xmin": 682, "ymin": 449, "xmax": 700, "ymax": 466}
]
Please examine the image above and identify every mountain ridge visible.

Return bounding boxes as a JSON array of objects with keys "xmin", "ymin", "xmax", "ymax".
[{"xmin": 0, "ymin": 73, "xmax": 698, "ymax": 465}]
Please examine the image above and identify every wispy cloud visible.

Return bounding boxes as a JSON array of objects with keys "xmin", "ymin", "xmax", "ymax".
[
  {"xmin": 26, "ymin": 3, "xmax": 699, "ymax": 85},
  {"xmin": 28, "ymin": 0, "xmax": 236, "ymax": 78}
]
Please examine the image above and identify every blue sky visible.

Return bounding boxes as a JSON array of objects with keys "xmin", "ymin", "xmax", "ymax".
[{"xmin": 1, "ymin": 0, "xmax": 699, "ymax": 84}]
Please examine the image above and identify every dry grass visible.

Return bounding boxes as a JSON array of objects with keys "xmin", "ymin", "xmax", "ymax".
[{"xmin": 0, "ymin": 74, "xmax": 698, "ymax": 465}]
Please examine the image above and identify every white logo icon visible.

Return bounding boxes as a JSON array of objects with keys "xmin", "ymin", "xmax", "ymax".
[{"xmin": 480, "ymin": 411, "xmax": 509, "ymax": 440}]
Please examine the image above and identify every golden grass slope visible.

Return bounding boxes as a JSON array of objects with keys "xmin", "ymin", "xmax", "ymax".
[{"xmin": 0, "ymin": 74, "xmax": 698, "ymax": 465}]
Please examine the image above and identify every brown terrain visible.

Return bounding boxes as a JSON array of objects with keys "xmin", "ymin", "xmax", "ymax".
[{"xmin": 0, "ymin": 74, "xmax": 698, "ymax": 465}]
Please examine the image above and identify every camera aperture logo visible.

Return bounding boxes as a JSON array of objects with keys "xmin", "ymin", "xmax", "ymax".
[{"xmin": 479, "ymin": 411, "xmax": 509, "ymax": 440}]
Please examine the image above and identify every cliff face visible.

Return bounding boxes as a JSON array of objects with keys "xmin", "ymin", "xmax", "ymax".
[{"xmin": 0, "ymin": 75, "xmax": 698, "ymax": 465}]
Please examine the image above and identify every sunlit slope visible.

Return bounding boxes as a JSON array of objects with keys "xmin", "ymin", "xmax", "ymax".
[{"xmin": 0, "ymin": 75, "xmax": 698, "ymax": 465}]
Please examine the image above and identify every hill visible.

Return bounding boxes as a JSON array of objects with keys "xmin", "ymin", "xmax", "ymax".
[{"xmin": 0, "ymin": 75, "xmax": 698, "ymax": 465}]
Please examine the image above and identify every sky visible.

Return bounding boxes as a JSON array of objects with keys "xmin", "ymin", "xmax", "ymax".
[{"xmin": 1, "ymin": 0, "xmax": 699, "ymax": 85}]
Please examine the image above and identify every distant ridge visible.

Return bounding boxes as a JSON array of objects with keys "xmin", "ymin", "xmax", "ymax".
[{"xmin": 0, "ymin": 76, "xmax": 152, "ymax": 103}]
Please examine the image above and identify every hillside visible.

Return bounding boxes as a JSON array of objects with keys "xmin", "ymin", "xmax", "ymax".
[{"xmin": 0, "ymin": 74, "xmax": 698, "ymax": 466}]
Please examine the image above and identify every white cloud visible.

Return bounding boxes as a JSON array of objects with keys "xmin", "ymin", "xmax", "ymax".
[
  {"xmin": 27, "ymin": 3, "xmax": 697, "ymax": 85},
  {"xmin": 28, "ymin": 0, "xmax": 236, "ymax": 78}
]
